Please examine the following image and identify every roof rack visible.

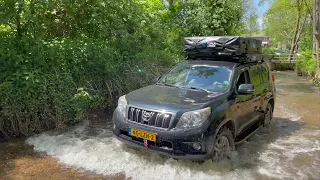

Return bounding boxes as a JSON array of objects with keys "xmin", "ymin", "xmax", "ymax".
[{"xmin": 186, "ymin": 52, "xmax": 263, "ymax": 64}]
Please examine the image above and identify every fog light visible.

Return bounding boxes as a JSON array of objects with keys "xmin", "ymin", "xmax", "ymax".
[{"xmin": 192, "ymin": 143, "xmax": 201, "ymax": 150}]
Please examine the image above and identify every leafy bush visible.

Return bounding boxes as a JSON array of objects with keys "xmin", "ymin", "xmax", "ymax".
[
  {"xmin": 295, "ymin": 50, "xmax": 317, "ymax": 77},
  {"xmin": 0, "ymin": 0, "xmax": 246, "ymax": 138},
  {"xmin": 262, "ymin": 47, "xmax": 278, "ymax": 54},
  {"xmin": 0, "ymin": 37, "xmax": 173, "ymax": 138}
]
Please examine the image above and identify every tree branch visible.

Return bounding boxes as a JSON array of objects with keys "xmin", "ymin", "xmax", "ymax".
[
  {"xmin": 283, "ymin": 30, "xmax": 292, "ymax": 39},
  {"xmin": 16, "ymin": 0, "xmax": 25, "ymax": 38},
  {"xmin": 303, "ymin": 0, "xmax": 313, "ymax": 22},
  {"xmin": 295, "ymin": 13, "xmax": 308, "ymax": 46}
]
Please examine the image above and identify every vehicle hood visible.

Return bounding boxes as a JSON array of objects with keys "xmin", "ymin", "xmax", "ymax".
[{"xmin": 126, "ymin": 85, "xmax": 225, "ymax": 113}]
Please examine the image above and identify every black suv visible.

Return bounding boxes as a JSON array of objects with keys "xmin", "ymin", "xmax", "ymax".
[{"xmin": 113, "ymin": 36, "xmax": 276, "ymax": 161}]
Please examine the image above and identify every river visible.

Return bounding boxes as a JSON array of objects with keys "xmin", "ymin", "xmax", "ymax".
[{"xmin": 1, "ymin": 71, "xmax": 319, "ymax": 180}]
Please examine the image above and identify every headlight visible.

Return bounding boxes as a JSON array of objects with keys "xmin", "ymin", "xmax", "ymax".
[
  {"xmin": 116, "ymin": 95, "xmax": 127, "ymax": 117},
  {"xmin": 176, "ymin": 107, "xmax": 211, "ymax": 129}
]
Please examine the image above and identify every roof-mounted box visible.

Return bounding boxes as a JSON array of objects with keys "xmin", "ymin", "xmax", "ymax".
[{"xmin": 184, "ymin": 36, "xmax": 263, "ymax": 63}]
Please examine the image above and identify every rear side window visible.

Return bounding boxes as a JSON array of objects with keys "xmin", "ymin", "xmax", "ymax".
[
  {"xmin": 260, "ymin": 65, "xmax": 269, "ymax": 82},
  {"xmin": 249, "ymin": 66, "xmax": 262, "ymax": 86}
]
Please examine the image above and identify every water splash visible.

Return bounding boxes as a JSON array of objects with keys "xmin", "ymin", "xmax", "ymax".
[{"xmin": 26, "ymin": 116, "xmax": 320, "ymax": 180}]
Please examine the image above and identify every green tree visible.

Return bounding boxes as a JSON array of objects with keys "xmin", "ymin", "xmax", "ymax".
[
  {"xmin": 263, "ymin": 0, "xmax": 311, "ymax": 51},
  {"xmin": 0, "ymin": 0, "xmax": 248, "ymax": 138},
  {"xmin": 247, "ymin": 13, "xmax": 260, "ymax": 36},
  {"xmin": 242, "ymin": 0, "xmax": 260, "ymax": 36},
  {"xmin": 313, "ymin": 0, "xmax": 320, "ymax": 81}
]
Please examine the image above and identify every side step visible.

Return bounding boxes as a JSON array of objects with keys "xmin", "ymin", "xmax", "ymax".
[{"xmin": 234, "ymin": 121, "xmax": 263, "ymax": 145}]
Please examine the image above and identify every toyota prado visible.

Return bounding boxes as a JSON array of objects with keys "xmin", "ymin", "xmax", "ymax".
[{"xmin": 112, "ymin": 36, "xmax": 276, "ymax": 161}]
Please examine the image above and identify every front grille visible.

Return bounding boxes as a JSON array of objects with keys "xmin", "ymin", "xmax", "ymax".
[{"xmin": 127, "ymin": 107, "xmax": 172, "ymax": 128}]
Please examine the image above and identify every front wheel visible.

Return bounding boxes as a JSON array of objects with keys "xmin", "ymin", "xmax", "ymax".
[
  {"xmin": 209, "ymin": 127, "xmax": 235, "ymax": 162},
  {"xmin": 263, "ymin": 103, "xmax": 274, "ymax": 127}
]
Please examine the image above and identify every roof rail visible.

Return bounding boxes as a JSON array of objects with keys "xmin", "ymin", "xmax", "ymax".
[{"xmin": 186, "ymin": 52, "xmax": 263, "ymax": 64}]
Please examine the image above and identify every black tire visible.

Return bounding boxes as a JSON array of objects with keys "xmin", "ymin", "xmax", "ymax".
[
  {"xmin": 208, "ymin": 127, "xmax": 235, "ymax": 162},
  {"xmin": 263, "ymin": 103, "xmax": 274, "ymax": 127}
]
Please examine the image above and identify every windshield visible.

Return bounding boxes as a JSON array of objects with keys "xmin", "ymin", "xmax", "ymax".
[{"xmin": 159, "ymin": 63, "xmax": 232, "ymax": 93}]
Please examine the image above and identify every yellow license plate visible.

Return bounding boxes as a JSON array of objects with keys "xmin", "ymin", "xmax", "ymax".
[{"xmin": 128, "ymin": 128, "xmax": 157, "ymax": 142}]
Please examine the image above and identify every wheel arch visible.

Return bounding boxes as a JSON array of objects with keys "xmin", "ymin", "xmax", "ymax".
[{"xmin": 213, "ymin": 118, "xmax": 236, "ymax": 139}]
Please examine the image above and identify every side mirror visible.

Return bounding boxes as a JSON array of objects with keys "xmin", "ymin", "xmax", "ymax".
[
  {"xmin": 154, "ymin": 76, "xmax": 161, "ymax": 83},
  {"xmin": 238, "ymin": 84, "xmax": 255, "ymax": 95}
]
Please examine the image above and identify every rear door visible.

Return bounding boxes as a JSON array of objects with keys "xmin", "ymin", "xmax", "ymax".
[
  {"xmin": 258, "ymin": 63, "xmax": 273, "ymax": 112},
  {"xmin": 248, "ymin": 65, "xmax": 264, "ymax": 121}
]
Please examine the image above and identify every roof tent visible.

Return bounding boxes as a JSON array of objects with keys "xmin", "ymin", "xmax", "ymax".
[{"xmin": 184, "ymin": 36, "xmax": 263, "ymax": 63}]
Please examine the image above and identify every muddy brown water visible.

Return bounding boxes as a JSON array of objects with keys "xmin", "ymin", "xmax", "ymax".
[{"xmin": 0, "ymin": 71, "xmax": 319, "ymax": 180}]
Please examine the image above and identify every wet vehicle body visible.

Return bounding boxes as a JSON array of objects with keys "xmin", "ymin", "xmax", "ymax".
[{"xmin": 113, "ymin": 36, "xmax": 276, "ymax": 161}]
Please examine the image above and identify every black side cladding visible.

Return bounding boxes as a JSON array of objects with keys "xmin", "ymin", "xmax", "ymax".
[{"xmin": 184, "ymin": 36, "xmax": 262, "ymax": 55}]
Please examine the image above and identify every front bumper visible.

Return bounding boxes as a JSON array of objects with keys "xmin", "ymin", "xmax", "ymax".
[{"xmin": 113, "ymin": 112, "xmax": 213, "ymax": 161}]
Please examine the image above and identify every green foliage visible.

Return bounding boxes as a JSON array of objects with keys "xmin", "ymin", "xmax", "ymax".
[
  {"xmin": 0, "ymin": 36, "xmax": 172, "ymax": 137},
  {"xmin": 247, "ymin": 13, "xmax": 260, "ymax": 36},
  {"xmin": 262, "ymin": 47, "xmax": 278, "ymax": 54},
  {"xmin": 263, "ymin": 0, "xmax": 296, "ymax": 47},
  {"xmin": 299, "ymin": 23, "xmax": 313, "ymax": 51},
  {"xmin": 263, "ymin": 0, "xmax": 311, "ymax": 48},
  {"xmin": 241, "ymin": 0, "xmax": 261, "ymax": 36},
  {"xmin": 0, "ymin": 0, "xmax": 246, "ymax": 138},
  {"xmin": 296, "ymin": 50, "xmax": 317, "ymax": 77},
  {"xmin": 167, "ymin": 0, "xmax": 245, "ymax": 37}
]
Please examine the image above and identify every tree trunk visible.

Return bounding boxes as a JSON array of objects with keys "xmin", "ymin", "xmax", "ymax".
[
  {"xmin": 168, "ymin": 0, "xmax": 174, "ymax": 6},
  {"xmin": 314, "ymin": 0, "xmax": 320, "ymax": 60},
  {"xmin": 314, "ymin": 35, "xmax": 317, "ymax": 59},
  {"xmin": 15, "ymin": 0, "xmax": 26, "ymax": 39},
  {"xmin": 16, "ymin": 1, "xmax": 23, "ymax": 38},
  {"xmin": 288, "ymin": 0, "xmax": 301, "ymax": 62},
  {"xmin": 314, "ymin": 0, "xmax": 320, "ymax": 83},
  {"xmin": 295, "ymin": 14, "xmax": 308, "ymax": 49},
  {"xmin": 313, "ymin": 0, "xmax": 319, "ymax": 58}
]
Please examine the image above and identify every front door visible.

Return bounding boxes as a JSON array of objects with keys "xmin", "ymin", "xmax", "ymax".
[{"xmin": 232, "ymin": 68, "xmax": 257, "ymax": 135}]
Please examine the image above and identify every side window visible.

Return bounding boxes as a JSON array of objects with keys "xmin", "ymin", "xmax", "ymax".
[
  {"xmin": 249, "ymin": 66, "xmax": 262, "ymax": 86},
  {"xmin": 236, "ymin": 70, "xmax": 250, "ymax": 90},
  {"xmin": 260, "ymin": 65, "xmax": 269, "ymax": 82}
]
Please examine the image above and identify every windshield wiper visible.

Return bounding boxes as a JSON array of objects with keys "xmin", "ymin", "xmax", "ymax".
[
  {"xmin": 180, "ymin": 86, "xmax": 213, "ymax": 93},
  {"xmin": 156, "ymin": 83, "xmax": 177, "ymax": 88}
]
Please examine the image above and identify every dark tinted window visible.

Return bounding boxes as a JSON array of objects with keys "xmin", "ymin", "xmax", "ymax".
[
  {"xmin": 236, "ymin": 70, "xmax": 250, "ymax": 90},
  {"xmin": 159, "ymin": 64, "xmax": 232, "ymax": 93},
  {"xmin": 260, "ymin": 65, "xmax": 269, "ymax": 82},
  {"xmin": 249, "ymin": 66, "xmax": 261, "ymax": 86}
]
